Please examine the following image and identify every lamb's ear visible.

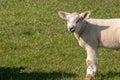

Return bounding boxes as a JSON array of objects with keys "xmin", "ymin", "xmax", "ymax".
[
  {"xmin": 80, "ymin": 11, "xmax": 91, "ymax": 19},
  {"xmin": 58, "ymin": 11, "xmax": 70, "ymax": 20}
]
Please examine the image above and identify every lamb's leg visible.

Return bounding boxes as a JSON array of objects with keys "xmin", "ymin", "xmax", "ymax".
[{"xmin": 85, "ymin": 46, "xmax": 98, "ymax": 80}]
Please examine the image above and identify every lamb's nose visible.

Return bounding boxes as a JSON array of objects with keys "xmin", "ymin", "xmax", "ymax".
[{"xmin": 70, "ymin": 27, "xmax": 75, "ymax": 32}]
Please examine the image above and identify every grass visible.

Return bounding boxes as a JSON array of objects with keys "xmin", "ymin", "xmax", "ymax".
[{"xmin": 0, "ymin": 0, "xmax": 120, "ymax": 80}]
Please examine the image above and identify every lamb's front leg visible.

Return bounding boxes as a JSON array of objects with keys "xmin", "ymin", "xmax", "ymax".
[{"xmin": 85, "ymin": 46, "xmax": 98, "ymax": 80}]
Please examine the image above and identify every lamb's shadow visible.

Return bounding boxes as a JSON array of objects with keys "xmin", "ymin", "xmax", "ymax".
[
  {"xmin": 99, "ymin": 71, "xmax": 120, "ymax": 80},
  {"xmin": 0, "ymin": 67, "xmax": 76, "ymax": 80}
]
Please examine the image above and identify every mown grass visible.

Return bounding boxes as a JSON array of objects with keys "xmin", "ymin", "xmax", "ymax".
[{"xmin": 0, "ymin": 0, "xmax": 120, "ymax": 80}]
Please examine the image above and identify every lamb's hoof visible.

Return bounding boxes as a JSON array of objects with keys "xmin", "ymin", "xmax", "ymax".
[
  {"xmin": 93, "ymin": 71, "xmax": 97, "ymax": 77},
  {"xmin": 85, "ymin": 74, "xmax": 93, "ymax": 80}
]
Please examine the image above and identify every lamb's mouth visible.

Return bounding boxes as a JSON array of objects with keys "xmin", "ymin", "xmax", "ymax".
[{"xmin": 70, "ymin": 28, "xmax": 75, "ymax": 32}]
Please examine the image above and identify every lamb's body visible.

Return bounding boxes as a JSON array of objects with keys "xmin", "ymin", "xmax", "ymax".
[
  {"xmin": 75, "ymin": 18, "xmax": 120, "ymax": 50},
  {"xmin": 58, "ymin": 11, "xmax": 120, "ymax": 80}
]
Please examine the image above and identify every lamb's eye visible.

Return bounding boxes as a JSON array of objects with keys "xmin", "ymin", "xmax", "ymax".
[{"xmin": 76, "ymin": 18, "xmax": 80, "ymax": 23}]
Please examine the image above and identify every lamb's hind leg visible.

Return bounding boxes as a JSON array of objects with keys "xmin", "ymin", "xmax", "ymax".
[{"xmin": 85, "ymin": 46, "xmax": 98, "ymax": 80}]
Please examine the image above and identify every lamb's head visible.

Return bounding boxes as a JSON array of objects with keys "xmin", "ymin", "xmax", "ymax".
[{"xmin": 58, "ymin": 11, "xmax": 90, "ymax": 33}]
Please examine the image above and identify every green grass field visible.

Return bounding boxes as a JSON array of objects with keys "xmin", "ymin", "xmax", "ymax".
[{"xmin": 0, "ymin": 0, "xmax": 120, "ymax": 80}]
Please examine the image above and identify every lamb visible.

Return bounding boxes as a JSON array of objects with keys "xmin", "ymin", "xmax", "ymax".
[{"xmin": 58, "ymin": 11, "xmax": 120, "ymax": 80}]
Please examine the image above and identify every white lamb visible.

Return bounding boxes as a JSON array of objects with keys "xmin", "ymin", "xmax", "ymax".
[{"xmin": 58, "ymin": 11, "xmax": 120, "ymax": 80}]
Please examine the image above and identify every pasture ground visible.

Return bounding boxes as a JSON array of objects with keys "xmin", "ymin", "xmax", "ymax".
[{"xmin": 0, "ymin": 0, "xmax": 120, "ymax": 80}]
